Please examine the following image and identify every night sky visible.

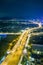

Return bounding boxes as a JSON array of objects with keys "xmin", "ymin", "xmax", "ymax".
[{"xmin": 0, "ymin": 0, "xmax": 43, "ymax": 19}]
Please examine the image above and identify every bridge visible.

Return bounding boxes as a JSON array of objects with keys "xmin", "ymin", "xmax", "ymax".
[
  {"xmin": 0, "ymin": 26, "xmax": 43, "ymax": 65},
  {"xmin": 0, "ymin": 29, "xmax": 30, "ymax": 65}
]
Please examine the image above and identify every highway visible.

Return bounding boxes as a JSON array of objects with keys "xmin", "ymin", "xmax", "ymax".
[
  {"xmin": 0, "ymin": 22, "xmax": 43, "ymax": 65},
  {"xmin": 0, "ymin": 32, "xmax": 21, "ymax": 35},
  {"xmin": 0, "ymin": 30, "xmax": 29, "ymax": 65},
  {"xmin": 31, "ymin": 32, "xmax": 43, "ymax": 35}
]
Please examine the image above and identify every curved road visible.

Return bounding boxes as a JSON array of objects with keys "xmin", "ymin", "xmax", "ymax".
[{"xmin": 0, "ymin": 26, "xmax": 43, "ymax": 65}]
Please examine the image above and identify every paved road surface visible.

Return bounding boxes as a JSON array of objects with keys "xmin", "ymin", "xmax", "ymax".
[
  {"xmin": 1, "ymin": 30, "xmax": 29, "ymax": 65},
  {"xmin": 1, "ymin": 27, "xmax": 42, "ymax": 65}
]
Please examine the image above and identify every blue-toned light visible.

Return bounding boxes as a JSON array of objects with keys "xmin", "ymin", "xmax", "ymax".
[{"xmin": 0, "ymin": 34, "xmax": 7, "ymax": 40}]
